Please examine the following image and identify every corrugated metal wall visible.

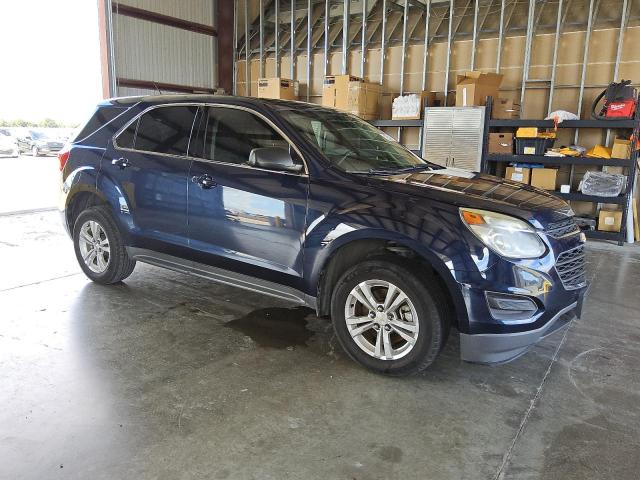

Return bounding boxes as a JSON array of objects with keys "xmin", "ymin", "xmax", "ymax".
[{"xmin": 111, "ymin": 0, "xmax": 217, "ymax": 97}]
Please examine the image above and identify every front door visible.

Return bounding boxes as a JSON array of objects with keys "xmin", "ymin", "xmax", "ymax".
[
  {"xmin": 187, "ymin": 106, "xmax": 308, "ymax": 286},
  {"xmin": 107, "ymin": 104, "xmax": 199, "ymax": 252}
]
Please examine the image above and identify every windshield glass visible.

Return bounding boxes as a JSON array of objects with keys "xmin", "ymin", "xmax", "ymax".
[
  {"xmin": 30, "ymin": 131, "xmax": 51, "ymax": 140},
  {"xmin": 279, "ymin": 106, "xmax": 438, "ymax": 173}
]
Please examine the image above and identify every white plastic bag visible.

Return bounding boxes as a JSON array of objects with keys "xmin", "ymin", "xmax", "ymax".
[
  {"xmin": 580, "ymin": 171, "xmax": 626, "ymax": 197},
  {"xmin": 545, "ymin": 110, "xmax": 579, "ymax": 123}
]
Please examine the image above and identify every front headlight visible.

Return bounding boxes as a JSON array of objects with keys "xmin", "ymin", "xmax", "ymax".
[{"xmin": 459, "ymin": 208, "xmax": 546, "ymax": 259}]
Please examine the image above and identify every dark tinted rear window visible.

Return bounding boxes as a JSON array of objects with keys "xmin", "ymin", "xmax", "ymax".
[
  {"xmin": 75, "ymin": 107, "xmax": 126, "ymax": 141},
  {"xmin": 133, "ymin": 106, "xmax": 198, "ymax": 155}
]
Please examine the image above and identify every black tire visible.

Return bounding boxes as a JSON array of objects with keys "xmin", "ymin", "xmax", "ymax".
[
  {"xmin": 72, "ymin": 205, "xmax": 136, "ymax": 284},
  {"xmin": 32, "ymin": 146, "xmax": 39, "ymax": 157},
  {"xmin": 330, "ymin": 258, "xmax": 449, "ymax": 376}
]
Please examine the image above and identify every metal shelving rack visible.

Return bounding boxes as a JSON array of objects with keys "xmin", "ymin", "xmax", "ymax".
[{"xmin": 481, "ymin": 97, "xmax": 640, "ymax": 246}]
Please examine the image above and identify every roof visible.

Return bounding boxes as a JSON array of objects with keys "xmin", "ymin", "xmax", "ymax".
[{"xmin": 98, "ymin": 94, "xmax": 328, "ymax": 112}]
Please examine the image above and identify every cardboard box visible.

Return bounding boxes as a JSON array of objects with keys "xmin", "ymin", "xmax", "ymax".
[
  {"xmin": 488, "ymin": 133, "xmax": 514, "ymax": 154},
  {"xmin": 611, "ymin": 137, "xmax": 631, "ymax": 159},
  {"xmin": 323, "ymin": 75, "xmax": 381, "ymax": 119},
  {"xmin": 391, "ymin": 91, "xmax": 439, "ymax": 120},
  {"xmin": 598, "ymin": 210, "xmax": 623, "ymax": 232},
  {"xmin": 493, "ymin": 98, "xmax": 521, "ymax": 119},
  {"xmin": 531, "ymin": 168, "xmax": 558, "ymax": 190},
  {"xmin": 257, "ymin": 78, "xmax": 299, "ymax": 100},
  {"xmin": 455, "ymin": 71, "xmax": 503, "ymax": 107},
  {"xmin": 505, "ymin": 166, "xmax": 531, "ymax": 184}
]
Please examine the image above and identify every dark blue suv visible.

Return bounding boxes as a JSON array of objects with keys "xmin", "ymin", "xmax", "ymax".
[{"xmin": 60, "ymin": 95, "xmax": 587, "ymax": 375}]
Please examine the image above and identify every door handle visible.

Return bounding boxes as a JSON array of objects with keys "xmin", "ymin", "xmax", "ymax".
[
  {"xmin": 112, "ymin": 157, "xmax": 130, "ymax": 169},
  {"xmin": 192, "ymin": 174, "xmax": 217, "ymax": 189}
]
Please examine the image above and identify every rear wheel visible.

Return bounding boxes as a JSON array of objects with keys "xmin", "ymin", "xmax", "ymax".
[
  {"xmin": 73, "ymin": 206, "xmax": 136, "ymax": 284},
  {"xmin": 331, "ymin": 259, "xmax": 448, "ymax": 376}
]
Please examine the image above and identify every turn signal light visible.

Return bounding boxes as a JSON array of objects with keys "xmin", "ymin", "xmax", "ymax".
[
  {"xmin": 461, "ymin": 210, "xmax": 485, "ymax": 225},
  {"xmin": 58, "ymin": 145, "xmax": 71, "ymax": 171}
]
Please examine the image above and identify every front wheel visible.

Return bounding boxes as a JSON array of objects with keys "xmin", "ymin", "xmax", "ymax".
[
  {"xmin": 32, "ymin": 146, "xmax": 39, "ymax": 156},
  {"xmin": 73, "ymin": 206, "xmax": 136, "ymax": 284},
  {"xmin": 331, "ymin": 259, "xmax": 448, "ymax": 376}
]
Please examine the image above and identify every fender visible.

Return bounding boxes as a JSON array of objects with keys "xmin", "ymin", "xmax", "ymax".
[{"xmin": 303, "ymin": 217, "xmax": 470, "ymax": 330}]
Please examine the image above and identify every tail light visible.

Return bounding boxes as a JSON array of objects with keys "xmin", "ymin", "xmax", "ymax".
[{"xmin": 58, "ymin": 144, "xmax": 71, "ymax": 171}]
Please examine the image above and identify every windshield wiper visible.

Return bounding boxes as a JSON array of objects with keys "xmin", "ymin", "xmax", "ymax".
[{"xmin": 359, "ymin": 164, "xmax": 438, "ymax": 175}]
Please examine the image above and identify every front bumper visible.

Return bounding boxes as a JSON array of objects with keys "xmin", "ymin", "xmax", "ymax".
[{"xmin": 459, "ymin": 297, "xmax": 581, "ymax": 364}]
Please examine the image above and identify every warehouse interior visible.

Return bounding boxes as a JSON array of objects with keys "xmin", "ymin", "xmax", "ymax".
[{"xmin": 2, "ymin": 0, "xmax": 640, "ymax": 479}]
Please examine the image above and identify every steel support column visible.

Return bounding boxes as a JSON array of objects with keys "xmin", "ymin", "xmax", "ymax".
[
  {"xmin": 307, "ymin": 0, "xmax": 312, "ymax": 100},
  {"xmin": 496, "ymin": 0, "xmax": 506, "ymax": 73},
  {"xmin": 259, "ymin": 0, "xmax": 264, "ymax": 77},
  {"xmin": 291, "ymin": 0, "xmax": 295, "ymax": 79},
  {"xmin": 217, "ymin": 0, "xmax": 234, "ymax": 94},
  {"xmin": 275, "ymin": 0, "xmax": 280, "ymax": 77},
  {"xmin": 574, "ymin": 0, "xmax": 596, "ymax": 144},
  {"xmin": 233, "ymin": 0, "xmax": 238, "ymax": 95},
  {"xmin": 547, "ymin": 0, "xmax": 564, "ymax": 114},
  {"xmin": 360, "ymin": 0, "xmax": 367, "ymax": 78},
  {"xmin": 106, "ymin": 0, "xmax": 117, "ymax": 96},
  {"xmin": 399, "ymin": 0, "xmax": 409, "ymax": 95},
  {"xmin": 519, "ymin": 0, "xmax": 536, "ymax": 111},
  {"xmin": 470, "ymin": 0, "xmax": 479, "ymax": 70},
  {"xmin": 444, "ymin": 0, "xmax": 453, "ymax": 106},
  {"xmin": 379, "ymin": 0, "xmax": 387, "ymax": 86},
  {"xmin": 342, "ymin": 0, "xmax": 350, "ymax": 75},
  {"xmin": 324, "ymin": 0, "xmax": 330, "ymax": 76},
  {"xmin": 244, "ymin": 0, "xmax": 249, "ymax": 94},
  {"xmin": 421, "ymin": 0, "xmax": 431, "ymax": 91}
]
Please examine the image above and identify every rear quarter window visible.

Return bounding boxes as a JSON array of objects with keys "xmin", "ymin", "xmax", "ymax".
[{"xmin": 74, "ymin": 107, "xmax": 127, "ymax": 142}]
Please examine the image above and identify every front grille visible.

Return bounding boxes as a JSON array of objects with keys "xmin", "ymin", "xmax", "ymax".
[
  {"xmin": 546, "ymin": 217, "xmax": 580, "ymax": 238},
  {"xmin": 555, "ymin": 244, "xmax": 587, "ymax": 290}
]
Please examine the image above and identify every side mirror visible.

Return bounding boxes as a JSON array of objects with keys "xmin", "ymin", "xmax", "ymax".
[{"xmin": 248, "ymin": 146, "xmax": 303, "ymax": 173}]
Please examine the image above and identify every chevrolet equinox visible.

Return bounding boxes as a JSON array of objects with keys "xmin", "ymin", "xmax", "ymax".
[{"xmin": 60, "ymin": 95, "xmax": 587, "ymax": 375}]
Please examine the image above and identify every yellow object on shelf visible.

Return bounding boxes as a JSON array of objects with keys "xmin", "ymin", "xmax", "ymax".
[
  {"xmin": 558, "ymin": 147, "xmax": 581, "ymax": 157},
  {"xmin": 516, "ymin": 127, "xmax": 538, "ymax": 138},
  {"xmin": 585, "ymin": 145, "xmax": 612, "ymax": 159}
]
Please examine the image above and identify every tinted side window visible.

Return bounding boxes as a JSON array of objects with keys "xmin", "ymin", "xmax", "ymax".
[
  {"xmin": 133, "ymin": 106, "xmax": 198, "ymax": 155},
  {"xmin": 116, "ymin": 118, "xmax": 138, "ymax": 149},
  {"xmin": 197, "ymin": 107, "xmax": 288, "ymax": 164},
  {"xmin": 75, "ymin": 106, "xmax": 127, "ymax": 141}
]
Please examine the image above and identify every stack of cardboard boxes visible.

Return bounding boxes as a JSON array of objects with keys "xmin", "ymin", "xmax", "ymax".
[{"xmin": 322, "ymin": 75, "xmax": 381, "ymax": 120}]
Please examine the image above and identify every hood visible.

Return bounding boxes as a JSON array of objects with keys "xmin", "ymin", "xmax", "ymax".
[{"xmin": 368, "ymin": 167, "xmax": 573, "ymax": 227}]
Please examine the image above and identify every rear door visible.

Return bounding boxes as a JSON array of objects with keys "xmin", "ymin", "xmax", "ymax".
[
  {"xmin": 186, "ymin": 105, "xmax": 308, "ymax": 284},
  {"xmin": 107, "ymin": 104, "xmax": 199, "ymax": 251}
]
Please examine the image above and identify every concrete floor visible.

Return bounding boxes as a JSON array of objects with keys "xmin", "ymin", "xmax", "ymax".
[{"xmin": 1, "ymin": 210, "xmax": 639, "ymax": 480}]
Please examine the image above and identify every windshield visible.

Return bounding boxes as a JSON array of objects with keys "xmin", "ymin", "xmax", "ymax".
[
  {"xmin": 30, "ymin": 131, "xmax": 51, "ymax": 140},
  {"xmin": 279, "ymin": 106, "xmax": 438, "ymax": 174}
]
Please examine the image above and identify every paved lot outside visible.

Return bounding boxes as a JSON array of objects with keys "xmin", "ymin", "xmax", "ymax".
[
  {"xmin": 1, "ymin": 211, "xmax": 639, "ymax": 480},
  {"xmin": 0, "ymin": 154, "xmax": 60, "ymax": 214}
]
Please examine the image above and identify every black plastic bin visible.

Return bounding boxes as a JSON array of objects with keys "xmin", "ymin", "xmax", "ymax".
[{"xmin": 515, "ymin": 137, "xmax": 555, "ymax": 155}]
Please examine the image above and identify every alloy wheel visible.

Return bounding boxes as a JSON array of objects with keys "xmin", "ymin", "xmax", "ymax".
[
  {"xmin": 78, "ymin": 220, "xmax": 111, "ymax": 273},
  {"xmin": 344, "ymin": 279, "xmax": 419, "ymax": 360}
]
